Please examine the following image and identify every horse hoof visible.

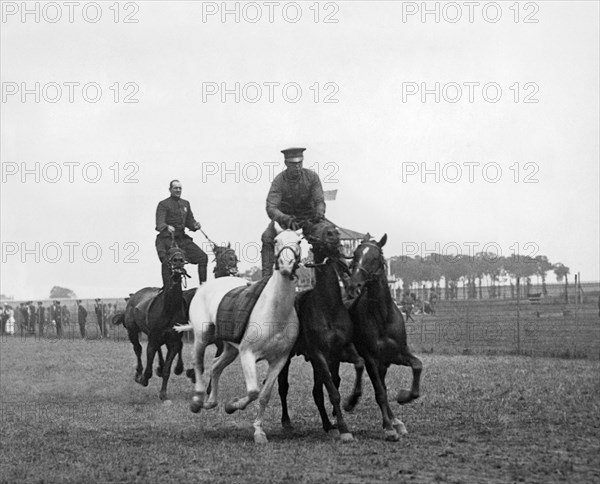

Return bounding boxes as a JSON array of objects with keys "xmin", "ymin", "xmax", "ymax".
[
  {"xmin": 203, "ymin": 401, "xmax": 217, "ymax": 410},
  {"xmin": 340, "ymin": 433, "xmax": 354, "ymax": 443},
  {"xmin": 396, "ymin": 390, "xmax": 417, "ymax": 405},
  {"xmin": 385, "ymin": 430, "xmax": 400, "ymax": 442},
  {"xmin": 190, "ymin": 400, "xmax": 203, "ymax": 414},
  {"xmin": 140, "ymin": 378, "xmax": 149, "ymax": 387},
  {"xmin": 254, "ymin": 432, "xmax": 268, "ymax": 445},
  {"xmin": 392, "ymin": 419, "xmax": 408, "ymax": 436},
  {"xmin": 155, "ymin": 368, "xmax": 163, "ymax": 378},
  {"xmin": 327, "ymin": 429, "xmax": 340, "ymax": 439},
  {"xmin": 174, "ymin": 366, "xmax": 183, "ymax": 376},
  {"xmin": 343, "ymin": 399, "xmax": 357, "ymax": 413},
  {"xmin": 224, "ymin": 400, "xmax": 238, "ymax": 414}
]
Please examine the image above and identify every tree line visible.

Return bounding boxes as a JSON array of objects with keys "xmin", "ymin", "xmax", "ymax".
[{"xmin": 388, "ymin": 253, "xmax": 570, "ymax": 299}]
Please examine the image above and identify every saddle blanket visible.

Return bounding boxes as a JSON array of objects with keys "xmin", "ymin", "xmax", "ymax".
[{"xmin": 215, "ymin": 276, "xmax": 270, "ymax": 343}]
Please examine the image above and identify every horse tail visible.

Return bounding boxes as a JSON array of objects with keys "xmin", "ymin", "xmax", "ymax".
[
  {"xmin": 112, "ymin": 312, "xmax": 125, "ymax": 326},
  {"xmin": 174, "ymin": 323, "xmax": 193, "ymax": 333}
]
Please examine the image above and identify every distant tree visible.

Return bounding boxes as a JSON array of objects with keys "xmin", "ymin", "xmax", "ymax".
[
  {"xmin": 534, "ymin": 255, "xmax": 553, "ymax": 296},
  {"xmin": 49, "ymin": 286, "xmax": 77, "ymax": 299},
  {"xmin": 553, "ymin": 262, "xmax": 570, "ymax": 303},
  {"xmin": 553, "ymin": 263, "xmax": 570, "ymax": 282}
]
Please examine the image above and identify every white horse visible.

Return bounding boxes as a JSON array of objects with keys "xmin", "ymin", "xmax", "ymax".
[{"xmin": 175, "ymin": 223, "xmax": 302, "ymax": 444}]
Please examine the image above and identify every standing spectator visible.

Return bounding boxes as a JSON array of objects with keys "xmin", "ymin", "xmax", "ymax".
[
  {"xmin": 21, "ymin": 303, "xmax": 30, "ymax": 335},
  {"xmin": 5, "ymin": 305, "xmax": 15, "ymax": 335},
  {"xmin": 52, "ymin": 301, "xmax": 63, "ymax": 338},
  {"xmin": 77, "ymin": 300, "xmax": 87, "ymax": 339},
  {"xmin": 28, "ymin": 302, "xmax": 36, "ymax": 332},
  {"xmin": 400, "ymin": 290, "xmax": 416, "ymax": 323},
  {"xmin": 1, "ymin": 304, "xmax": 8, "ymax": 335},
  {"xmin": 37, "ymin": 302, "xmax": 45, "ymax": 337},
  {"xmin": 94, "ymin": 299, "xmax": 106, "ymax": 338}
]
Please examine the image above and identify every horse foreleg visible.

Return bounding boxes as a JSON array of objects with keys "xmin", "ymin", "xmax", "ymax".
[
  {"xmin": 364, "ymin": 356, "xmax": 398, "ymax": 441},
  {"xmin": 204, "ymin": 342, "xmax": 238, "ymax": 409},
  {"xmin": 379, "ymin": 365, "xmax": 408, "ymax": 436},
  {"xmin": 141, "ymin": 339, "xmax": 159, "ymax": 387},
  {"xmin": 315, "ymin": 354, "xmax": 354, "ymax": 442},
  {"xmin": 159, "ymin": 340, "xmax": 182, "ymax": 402},
  {"xmin": 252, "ymin": 355, "xmax": 289, "ymax": 444},
  {"xmin": 396, "ymin": 353, "xmax": 423, "ymax": 405},
  {"xmin": 224, "ymin": 349, "xmax": 259, "ymax": 415},
  {"xmin": 129, "ymin": 330, "xmax": 144, "ymax": 384},
  {"xmin": 343, "ymin": 347, "xmax": 365, "ymax": 412},
  {"xmin": 278, "ymin": 357, "xmax": 293, "ymax": 429},
  {"xmin": 310, "ymin": 362, "xmax": 332, "ymax": 434},
  {"xmin": 155, "ymin": 347, "xmax": 165, "ymax": 378},
  {"xmin": 174, "ymin": 345, "xmax": 184, "ymax": 375}
]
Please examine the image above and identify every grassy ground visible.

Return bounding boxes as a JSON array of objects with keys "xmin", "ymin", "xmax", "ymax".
[{"xmin": 1, "ymin": 338, "xmax": 599, "ymax": 483}]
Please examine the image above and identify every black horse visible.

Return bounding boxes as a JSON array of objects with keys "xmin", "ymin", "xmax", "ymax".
[
  {"xmin": 113, "ymin": 243, "xmax": 239, "ymax": 400},
  {"xmin": 345, "ymin": 234, "xmax": 422, "ymax": 441},
  {"xmin": 278, "ymin": 220, "xmax": 364, "ymax": 442},
  {"xmin": 113, "ymin": 246, "xmax": 190, "ymax": 401},
  {"xmin": 213, "ymin": 243, "xmax": 239, "ymax": 278}
]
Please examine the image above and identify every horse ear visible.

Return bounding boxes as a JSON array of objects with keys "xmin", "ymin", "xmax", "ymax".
[
  {"xmin": 295, "ymin": 228, "xmax": 303, "ymax": 237},
  {"xmin": 274, "ymin": 221, "xmax": 283, "ymax": 234},
  {"xmin": 227, "ymin": 242, "xmax": 231, "ymax": 249},
  {"xmin": 378, "ymin": 233, "xmax": 388, "ymax": 248},
  {"xmin": 362, "ymin": 232, "xmax": 371, "ymax": 243}
]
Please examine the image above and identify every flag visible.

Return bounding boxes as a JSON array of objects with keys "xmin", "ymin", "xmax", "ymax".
[{"xmin": 324, "ymin": 189, "xmax": 337, "ymax": 201}]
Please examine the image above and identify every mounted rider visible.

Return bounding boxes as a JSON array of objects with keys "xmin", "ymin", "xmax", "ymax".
[
  {"xmin": 261, "ymin": 147, "xmax": 326, "ymax": 278},
  {"xmin": 155, "ymin": 179, "xmax": 208, "ymax": 287}
]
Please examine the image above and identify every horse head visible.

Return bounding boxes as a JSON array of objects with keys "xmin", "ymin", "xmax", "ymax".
[
  {"xmin": 304, "ymin": 219, "xmax": 341, "ymax": 261},
  {"xmin": 164, "ymin": 246, "xmax": 189, "ymax": 285},
  {"xmin": 213, "ymin": 243, "xmax": 239, "ymax": 277},
  {"xmin": 274, "ymin": 222, "xmax": 303, "ymax": 280},
  {"xmin": 347, "ymin": 233, "xmax": 388, "ymax": 299}
]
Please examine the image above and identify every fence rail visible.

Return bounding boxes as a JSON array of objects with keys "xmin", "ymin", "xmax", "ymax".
[{"xmin": 2, "ymin": 293, "xmax": 599, "ymax": 360}]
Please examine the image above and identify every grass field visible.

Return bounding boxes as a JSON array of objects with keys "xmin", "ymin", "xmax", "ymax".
[{"xmin": 1, "ymin": 338, "xmax": 599, "ymax": 483}]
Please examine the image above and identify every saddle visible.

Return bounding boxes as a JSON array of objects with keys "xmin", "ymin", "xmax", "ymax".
[
  {"xmin": 215, "ymin": 277, "xmax": 270, "ymax": 343},
  {"xmin": 133, "ymin": 287, "xmax": 197, "ymax": 328}
]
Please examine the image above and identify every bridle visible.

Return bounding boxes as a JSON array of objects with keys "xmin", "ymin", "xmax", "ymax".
[
  {"xmin": 350, "ymin": 241, "xmax": 387, "ymax": 283},
  {"xmin": 214, "ymin": 247, "xmax": 239, "ymax": 276},
  {"xmin": 274, "ymin": 242, "xmax": 301, "ymax": 277},
  {"xmin": 166, "ymin": 242, "xmax": 191, "ymax": 287}
]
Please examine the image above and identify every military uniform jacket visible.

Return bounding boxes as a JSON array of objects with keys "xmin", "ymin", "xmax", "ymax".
[
  {"xmin": 155, "ymin": 196, "xmax": 199, "ymax": 238},
  {"xmin": 266, "ymin": 168, "xmax": 326, "ymax": 225}
]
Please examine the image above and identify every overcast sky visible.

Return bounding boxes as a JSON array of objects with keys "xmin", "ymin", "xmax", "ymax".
[{"xmin": 1, "ymin": 0, "xmax": 598, "ymax": 299}]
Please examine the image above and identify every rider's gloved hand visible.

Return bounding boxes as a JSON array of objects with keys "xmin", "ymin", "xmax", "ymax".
[{"xmin": 279, "ymin": 215, "xmax": 295, "ymax": 230}]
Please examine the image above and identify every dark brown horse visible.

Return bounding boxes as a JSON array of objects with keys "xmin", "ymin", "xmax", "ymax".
[
  {"xmin": 113, "ymin": 243, "xmax": 239, "ymax": 400},
  {"xmin": 278, "ymin": 220, "xmax": 364, "ymax": 442},
  {"xmin": 113, "ymin": 246, "xmax": 189, "ymax": 401},
  {"xmin": 345, "ymin": 234, "xmax": 422, "ymax": 440}
]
